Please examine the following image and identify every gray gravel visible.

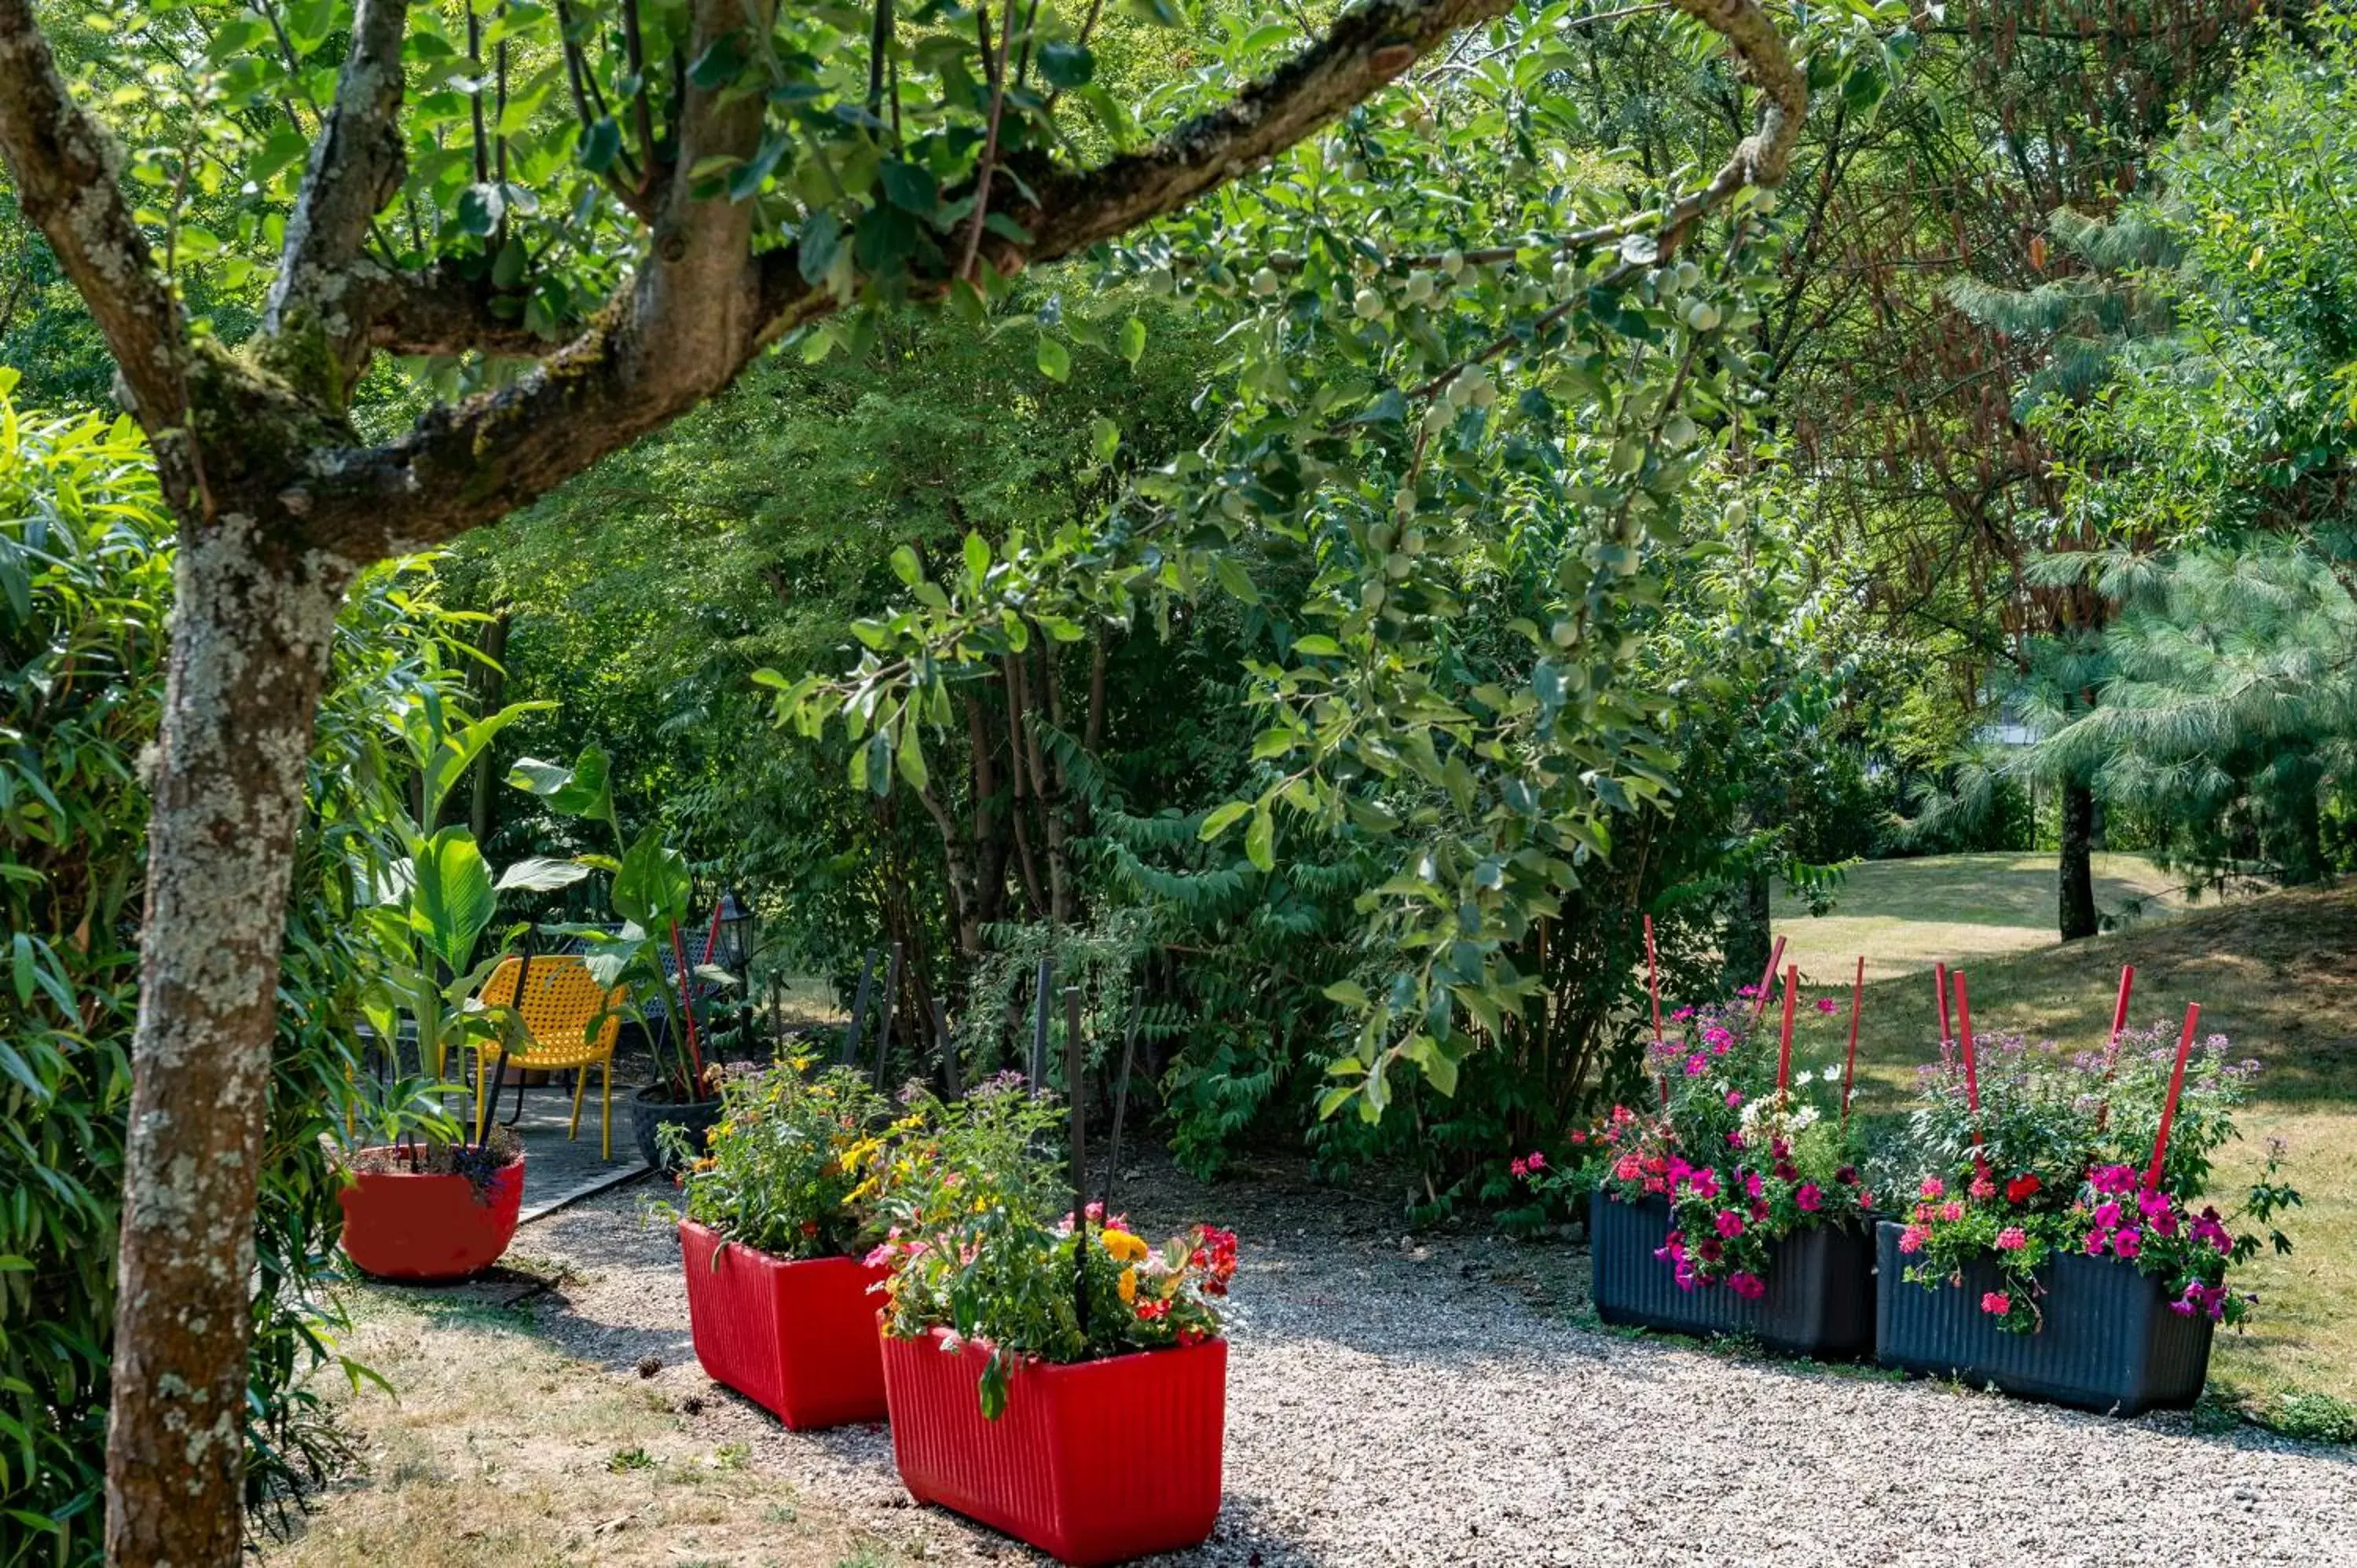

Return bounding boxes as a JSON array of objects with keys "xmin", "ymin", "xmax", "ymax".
[{"xmin": 502, "ymin": 1156, "xmax": 2357, "ymax": 1568}]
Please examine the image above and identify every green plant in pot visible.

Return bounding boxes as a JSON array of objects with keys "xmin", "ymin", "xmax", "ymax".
[
  {"xmin": 507, "ymin": 745, "xmax": 733, "ymax": 1171},
  {"xmin": 342, "ymin": 692, "xmax": 587, "ymax": 1278}
]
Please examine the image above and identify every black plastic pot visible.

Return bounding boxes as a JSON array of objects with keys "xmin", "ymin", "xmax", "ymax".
[
  {"xmin": 1874, "ymin": 1222, "xmax": 2214, "ymax": 1416},
  {"xmin": 1589, "ymin": 1192, "xmax": 1876, "ymax": 1359},
  {"xmin": 630, "ymin": 1086, "xmax": 724, "ymax": 1173}
]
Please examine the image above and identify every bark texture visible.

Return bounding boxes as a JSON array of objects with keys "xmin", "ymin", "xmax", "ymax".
[{"xmin": 2058, "ymin": 775, "xmax": 2099, "ymax": 942}]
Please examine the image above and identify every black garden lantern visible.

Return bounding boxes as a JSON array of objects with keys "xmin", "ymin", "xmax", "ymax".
[{"xmin": 709, "ymin": 888, "xmax": 753, "ymax": 978}]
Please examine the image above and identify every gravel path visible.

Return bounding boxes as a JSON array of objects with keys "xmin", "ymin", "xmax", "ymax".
[{"xmin": 497, "ymin": 1157, "xmax": 2357, "ymax": 1568}]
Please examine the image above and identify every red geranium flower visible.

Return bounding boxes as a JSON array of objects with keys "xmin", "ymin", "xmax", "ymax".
[
  {"xmin": 2005, "ymin": 1173, "xmax": 2042, "ymax": 1204},
  {"xmin": 1136, "ymin": 1299, "xmax": 1171, "ymax": 1322}
]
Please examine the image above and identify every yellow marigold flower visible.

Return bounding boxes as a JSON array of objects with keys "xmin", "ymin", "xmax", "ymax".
[
  {"xmin": 1118, "ymin": 1266, "xmax": 1138, "ymax": 1303},
  {"xmin": 1101, "ymin": 1229, "xmax": 1150, "ymax": 1263}
]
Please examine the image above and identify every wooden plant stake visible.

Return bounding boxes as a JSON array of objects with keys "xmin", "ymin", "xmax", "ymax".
[
  {"xmin": 1934, "ymin": 961, "xmax": 1952, "ymax": 1046},
  {"xmin": 2143, "ymin": 1002, "xmax": 2201, "ymax": 1193},
  {"xmin": 1644, "ymin": 914, "xmax": 1669, "ymax": 1109},
  {"xmin": 1064, "ymin": 987, "xmax": 1090, "ymax": 1337},
  {"xmin": 1103, "ymin": 995, "xmax": 1142, "ymax": 1214},
  {"xmin": 874, "ymin": 942, "xmax": 903, "ymax": 1090},
  {"xmin": 1953, "ymin": 969, "xmax": 1989, "ymax": 1185},
  {"xmin": 933, "ymin": 995, "xmax": 959, "ymax": 1099},
  {"xmin": 1028, "ymin": 956, "xmax": 1053, "ymax": 1094},
  {"xmin": 1748, "ymin": 934, "xmax": 1787, "ymax": 1024},
  {"xmin": 2094, "ymin": 963, "xmax": 2136, "ymax": 1133},
  {"xmin": 1776, "ymin": 962, "xmax": 1798, "ymax": 1100},
  {"xmin": 1841, "ymin": 954, "xmax": 1864, "ymax": 1128},
  {"xmin": 841, "ymin": 946, "xmax": 878, "ymax": 1067}
]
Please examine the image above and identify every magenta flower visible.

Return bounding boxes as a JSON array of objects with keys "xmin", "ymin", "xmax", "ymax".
[
  {"xmin": 1672, "ymin": 1006, "xmax": 1695, "ymax": 1022},
  {"xmin": 1728, "ymin": 1272, "xmax": 1767, "ymax": 1299},
  {"xmin": 1795, "ymin": 1182, "xmax": 1822, "ymax": 1212},
  {"xmin": 2092, "ymin": 1201, "xmax": 2121, "ymax": 1229},
  {"xmin": 1703, "ymin": 1026, "xmax": 1734, "ymax": 1053},
  {"xmin": 1526, "ymin": 1150, "xmax": 1548, "ymax": 1172},
  {"xmin": 1714, "ymin": 1209, "xmax": 1745, "ymax": 1239},
  {"xmin": 1919, "ymin": 1176, "xmax": 1945, "ymax": 1200},
  {"xmin": 2111, "ymin": 1228, "xmax": 2143, "ymax": 1259},
  {"xmin": 1725, "ymin": 1090, "xmax": 1744, "ymax": 1108},
  {"xmin": 1510, "ymin": 1157, "xmax": 1529, "ymax": 1179},
  {"xmin": 1689, "ymin": 1167, "xmax": 1720, "ymax": 1200},
  {"xmin": 1815, "ymin": 996, "xmax": 1838, "ymax": 1014},
  {"xmin": 1979, "ymin": 1291, "xmax": 2011, "ymax": 1316},
  {"xmin": 1684, "ymin": 1053, "xmax": 1707, "ymax": 1077},
  {"xmin": 1743, "ymin": 1171, "xmax": 1765, "ymax": 1200},
  {"xmin": 1897, "ymin": 1224, "xmax": 1930, "ymax": 1254},
  {"xmin": 1938, "ymin": 1201, "xmax": 1964, "ymax": 1224},
  {"xmin": 1995, "ymin": 1226, "xmax": 2027, "ymax": 1251}
]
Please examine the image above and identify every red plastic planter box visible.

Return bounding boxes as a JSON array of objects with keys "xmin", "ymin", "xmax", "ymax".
[
  {"xmin": 882, "ymin": 1327, "xmax": 1227, "ymax": 1566},
  {"xmin": 677, "ymin": 1219, "xmax": 889, "ymax": 1428},
  {"xmin": 338, "ymin": 1151, "xmax": 524, "ymax": 1281}
]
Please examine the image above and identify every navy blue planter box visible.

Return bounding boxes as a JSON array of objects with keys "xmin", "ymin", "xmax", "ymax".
[
  {"xmin": 1589, "ymin": 1192, "xmax": 1876, "ymax": 1359},
  {"xmin": 1874, "ymin": 1222, "xmax": 2215, "ymax": 1416}
]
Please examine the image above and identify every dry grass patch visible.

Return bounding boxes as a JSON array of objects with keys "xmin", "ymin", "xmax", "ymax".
[{"xmin": 263, "ymin": 1289, "xmax": 900, "ymax": 1568}]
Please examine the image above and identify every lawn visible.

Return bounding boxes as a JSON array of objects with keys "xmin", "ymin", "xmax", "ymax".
[{"xmin": 1777, "ymin": 858, "xmax": 2357, "ymax": 1424}]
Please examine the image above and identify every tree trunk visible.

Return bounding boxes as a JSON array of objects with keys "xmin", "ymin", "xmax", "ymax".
[
  {"xmin": 1723, "ymin": 869, "xmax": 1771, "ymax": 991},
  {"xmin": 105, "ymin": 518, "xmax": 346, "ymax": 1565},
  {"xmin": 2058, "ymin": 776, "xmax": 2099, "ymax": 941}
]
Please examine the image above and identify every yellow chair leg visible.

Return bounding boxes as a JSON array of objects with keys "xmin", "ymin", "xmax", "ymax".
[
  {"xmin": 568, "ymin": 1065, "xmax": 587, "ymax": 1142},
  {"xmin": 601, "ymin": 1060, "xmax": 613, "ymax": 1162}
]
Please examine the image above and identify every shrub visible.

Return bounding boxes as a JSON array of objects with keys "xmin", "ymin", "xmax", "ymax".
[
  {"xmin": 0, "ymin": 384, "xmax": 471, "ymax": 1559},
  {"xmin": 659, "ymin": 1059, "xmax": 892, "ymax": 1258},
  {"xmin": 869, "ymin": 1076, "xmax": 1235, "ymax": 1417}
]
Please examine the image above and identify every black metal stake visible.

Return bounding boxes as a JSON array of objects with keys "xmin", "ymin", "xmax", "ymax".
[
  {"xmin": 1064, "ymin": 985, "xmax": 1088, "ymax": 1339},
  {"xmin": 933, "ymin": 996, "xmax": 958, "ymax": 1098},
  {"xmin": 874, "ymin": 942, "xmax": 903, "ymax": 1090},
  {"xmin": 841, "ymin": 946, "xmax": 877, "ymax": 1067},
  {"xmin": 1102, "ymin": 995, "xmax": 1141, "ymax": 1214}
]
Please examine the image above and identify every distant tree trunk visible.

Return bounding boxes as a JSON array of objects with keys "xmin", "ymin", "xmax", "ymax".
[
  {"xmin": 1724, "ymin": 870, "xmax": 1771, "ymax": 991},
  {"xmin": 2058, "ymin": 777, "xmax": 2099, "ymax": 940}
]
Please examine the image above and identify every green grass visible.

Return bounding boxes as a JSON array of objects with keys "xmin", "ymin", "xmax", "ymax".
[{"xmin": 1775, "ymin": 859, "xmax": 2357, "ymax": 1414}]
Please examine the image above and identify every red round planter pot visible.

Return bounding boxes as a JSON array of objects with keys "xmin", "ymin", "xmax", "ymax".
[
  {"xmin": 677, "ymin": 1219, "xmax": 889, "ymax": 1428},
  {"xmin": 881, "ymin": 1326, "xmax": 1227, "ymax": 1567},
  {"xmin": 337, "ymin": 1151, "xmax": 524, "ymax": 1281}
]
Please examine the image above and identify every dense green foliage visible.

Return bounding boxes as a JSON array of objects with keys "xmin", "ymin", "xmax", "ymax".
[{"xmin": 0, "ymin": 383, "xmax": 477, "ymax": 1559}]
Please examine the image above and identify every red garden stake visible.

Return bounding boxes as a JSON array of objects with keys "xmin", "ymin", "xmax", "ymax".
[
  {"xmin": 1953, "ymin": 969, "xmax": 1989, "ymax": 1186},
  {"xmin": 2144, "ymin": 1002, "xmax": 2201, "ymax": 1193},
  {"xmin": 1840, "ymin": 954, "xmax": 1864, "ymax": 1129},
  {"xmin": 1645, "ymin": 914, "xmax": 1669, "ymax": 1109},
  {"xmin": 1934, "ymin": 961, "xmax": 1952, "ymax": 1046},
  {"xmin": 1776, "ymin": 962, "xmax": 1798, "ymax": 1100},
  {"xmin": 1749, "ymin": 934, "xmax": 1787, "ymax": 1024},
  {"xmin": 2095, "ymin": 963, "xmax": 2136, "ymax": 1133},
  {"xmin": 666, "ymin": 918, "xmax": 709, "ymax": 1101}
]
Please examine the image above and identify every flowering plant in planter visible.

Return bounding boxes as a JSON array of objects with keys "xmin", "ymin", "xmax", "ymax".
[
  {"xmin": 654, "ymin": 1057, "xmax": 894, "ymax": 1257},
  {"xmin": 1893, "ymin": 1021, "xmax": 2298, "ymax": 1333},
  {"xmin": 1547, "ymin": 992, "xmax": 1875, "ymax": 1295},
  {"xmin": 869, "ymin": 1075, "xmax": 1236, "ymax": 1418}
]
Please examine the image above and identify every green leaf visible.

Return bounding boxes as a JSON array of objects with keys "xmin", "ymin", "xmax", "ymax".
[
  {"xmin": 798, "ymin": 210, "xmax": 841, "ymax": 286},
  {"xmin": 1036, "ymin": 334, "xmax": 1072, "ymax": 383},
  {"xmin": 494, "ymin": 856, "xmax": 592, "ymax": 893},
  {"xmin": 1091, "ymin": 416, "xmax": 1120, "ymax": 463},
  {"xmin": 891, "ymin": 544, "xmax": 923, "ymax": 585},
  {"xmin": 1119, "ymin": 315, "xmax": 1147, "ymax": 368},
  {"xmin": 1037, "ymin": 41, "xmax": 1094, "ymax": 87},
  {"xmin": 1197, "ymin": 800, "xmax": 1252, "ymax": 841},
  {"xmin": 879, "ymin": 159, "xmax": 940, "ymax": 216},
  {"xmin": 1323, "ymin": 979, "xmax": 1371, "ymax": 1006},
  {"xmin": 1212, "ymin": 555, "xmax": 1260, "ymax": 603},
  {"xmin": 456, "ymin": 182, "xmax": 503, "ymax": 236},
  {"xmin": 611, "ymin": 826, "xmax": 692, "ymax": 930},
  {"xmin": 962, "ymin": 530, "xmax": 990, "ymax": 583},
  {"xmin": 1244, "ymin": 803, "xmax": 1275, "ymax": 870},
  {"xmin": 409, "ymin": 829, "xmax": 497, "ymax": 973}
]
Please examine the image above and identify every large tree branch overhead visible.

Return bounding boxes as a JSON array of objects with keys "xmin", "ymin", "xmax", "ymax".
[{"xmin": 315, "ymin": 0, "xmax": 1804, "ymax": 559}]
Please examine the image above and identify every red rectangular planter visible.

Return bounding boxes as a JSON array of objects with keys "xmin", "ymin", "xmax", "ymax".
[
  {"xmin": 881, "ymin": 1327, "xmax": 1227, "ymax": 1566},
  {"xmin": 677, "ymin": 1219, "xmax": 889, "ymax": 1429}
]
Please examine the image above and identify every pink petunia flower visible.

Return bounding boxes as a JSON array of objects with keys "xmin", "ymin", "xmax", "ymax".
[
  {"xmin": 1714, "ymin": 1209, "xmax": 1746, "ymax": 1240},
  {"xmin": 1795, "ymin": 1182, "xmax": 1822, "ymax": 1212},
  {"xmin": 1815, "ymin": 997, "xmax": 1838, "ymax": 1014},
  {"xmin": 2111, "ymin": 1227, "xmax": 2143, "ymax": 1259}
]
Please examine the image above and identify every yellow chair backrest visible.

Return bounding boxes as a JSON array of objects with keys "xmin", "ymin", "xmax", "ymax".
[{"xmin": 476, "ymin": 954, "xmax": 626, "ymax": 1070}]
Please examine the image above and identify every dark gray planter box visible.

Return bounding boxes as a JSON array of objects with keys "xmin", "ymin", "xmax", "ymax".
[
  {"xmin": 1874, "ymin": 1221, "xmax": 2215, "ymax": 1416},
  {"xmin": 1589, "ymin": 1192, "xmax": 1876, "ymax": 1359}
]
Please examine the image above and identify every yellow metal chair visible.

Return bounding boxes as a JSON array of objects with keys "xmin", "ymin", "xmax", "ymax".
[{"xmin": 472, "ymin": 954, "xmax": 627, "ymax": 1160}]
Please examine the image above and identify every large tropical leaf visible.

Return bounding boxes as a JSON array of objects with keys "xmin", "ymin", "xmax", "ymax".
[
  {"xmin": 611, "ymin": 825, "xmax": 691, "ymax": 931},
  {"xmin": 507, "ymin": 743, "xmax": 614, "ymax": 828},
  {"xmin": 408, "ymin": 828, "xmax": 496, "ymax": 973}
]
